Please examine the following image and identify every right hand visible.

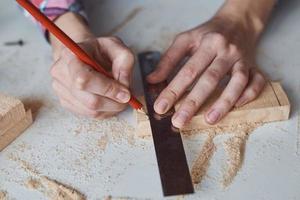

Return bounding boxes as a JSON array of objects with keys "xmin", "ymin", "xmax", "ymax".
[{"xmin": 50, "ymin": 36, "xmax": 135, "ymax": 119}]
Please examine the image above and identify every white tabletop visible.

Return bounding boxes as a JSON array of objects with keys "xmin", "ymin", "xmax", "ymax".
[{"xmin": 0, "ymin": 0, "xmax": 299, "ymax": 199}]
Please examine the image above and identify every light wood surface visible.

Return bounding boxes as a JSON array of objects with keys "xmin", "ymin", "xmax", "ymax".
[
  {"xmin": 0, "ymin": 94, "xmax": 33, "ymax": 151},
  {"xmin": 134, "ymin": 82, "xmax": 291, "ymax": 137},
  {"xmin": 0, "ymin": 93, "xmax": 26, "ymax": 135}
]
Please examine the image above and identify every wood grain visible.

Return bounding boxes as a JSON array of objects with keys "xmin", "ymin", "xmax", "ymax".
[
  {"xmin": 0, "ymin": 110, "xmax": 32, "ymax": 151},
  {"xmin": 0, "ymin": 93, "xmax": 26, "ymax": 135}
]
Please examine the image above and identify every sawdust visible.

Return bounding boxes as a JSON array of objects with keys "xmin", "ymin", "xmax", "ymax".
[
  {"xmin": 191, "ymin": 134, "xmax": 216, "ymax": 184},
  {"xmin": 189, "ymin": 122, "xmax": 262, "ymax": 187},
  {"xmin": 26, "ymin": 178, "xmax": 42, "ymax": 190},
  {"xmin": 25, "ymin": 176, "xmax": 86, "ymax": 200},
  {"xmin": 223, "ymin": 133, "xmax": 248, "ymax": 187},
  {"xmin": 10, "ymin": 154, "xmax": 86, "ymax": 200},
  {"xmin": 103, "ymin": 196, "xmax": 150, "ymax": 200},
  {"xmin": 40, "ymin": 176, "xmax": 86, "ymax": 200},
  {"xmin": 98, "ymin": 134, "xmax": 109, "ymax": 151},
  {"xmin": 73, "ymin": 117, "xmax": 135, "ymax": 151},
  {"xmin": 0, "ymin": 191, "xmax": 7, "ymax": 200}
]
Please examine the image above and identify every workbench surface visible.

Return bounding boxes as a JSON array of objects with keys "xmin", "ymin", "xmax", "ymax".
[{"xmin": 1, "ymin": 0, "xmax": 300, "ymax": 199}]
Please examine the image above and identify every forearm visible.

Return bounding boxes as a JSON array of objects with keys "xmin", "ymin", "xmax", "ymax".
[
  {"xmin": 50, "ymin": 12, "xmax": 94, "ymax": 60},
  {"xmin": 215, "ymin": 0, "xmax": 276, "ymax": 42}
]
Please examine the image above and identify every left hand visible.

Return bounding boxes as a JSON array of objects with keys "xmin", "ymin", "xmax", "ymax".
[{"xmin": 147, "ymin": 17, "xmax": 266, "ymax": 128}]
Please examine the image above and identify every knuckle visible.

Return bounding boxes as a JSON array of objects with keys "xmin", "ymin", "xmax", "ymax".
[
  {"xmin": 185, "ymin": 97, "xmax": 200, "ymax": 109},
  {"xmin": 234, "ymin": 70, "xmax": 249, "ymax": 84},
  {"xmin": 86, "ymin": 96, "xmax": 101, "ymax": 110},
  {"xmin": 220, "ymin": 97, "xmax": 233, "ymax": 108},
  {"xmin": 164, "ymin": 87, "xmax": 179, "ymax": 100},
  {"xmin": 74, "ymin": 71, "xmax": 90, "ymax": 90},
  {"xmin": 103, "ymin": 81, "xmax": 117, "ymax": 97},
  {"xmin": 247, "ymin": 87, "xmax": 260, "ymax": 99},
  {"xmin": 256, "ymin": 71, "xmax": 265, "ymax": 81},
  {"xmin": 207, "ymin": 33, "xmax": 227, "ymax": 47},
  {"xmin": 180, "ymin": 66, "xmax": 198, "ymax": 79},
  {"xmin": 228, "ymin": 44, "xmax": 242, "ymax": 57},
  {"xmin": 205, "ymin": 68, "xmax": 223, "ymax": 83}
]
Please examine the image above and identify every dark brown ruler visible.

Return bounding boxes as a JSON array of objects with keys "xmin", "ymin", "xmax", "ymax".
[{"xmin": 138, "ymin": 51, "xmax": 194, "ymax": 196}]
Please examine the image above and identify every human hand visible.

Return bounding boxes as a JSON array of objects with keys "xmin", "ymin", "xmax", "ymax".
[
  {"xmin": 51, "ymin": 37, "xmax": 135, "ymax": 119},
  {"xmin": 147, "ymin": 17, "xmax": 266, "ymax": 128}
]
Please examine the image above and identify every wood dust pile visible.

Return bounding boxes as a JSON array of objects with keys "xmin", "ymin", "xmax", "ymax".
[{"xmin": 186, "ymin": 122, "xmax": 262, "ymax": 187}]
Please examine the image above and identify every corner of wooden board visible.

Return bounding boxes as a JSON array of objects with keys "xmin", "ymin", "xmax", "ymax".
[
  {"xmin": 270, "ymin": 81, "xmax": 291, "ymax": 119},
  {"xmin": 0, "ymin": 110, "xmax": 33, "ymax": 152},
  {"xmin": 0, "ymin": 93, "xmax": 26, "ymax": 135}
]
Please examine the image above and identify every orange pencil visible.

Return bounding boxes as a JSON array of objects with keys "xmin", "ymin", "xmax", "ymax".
[{"xmin": 16, "ymin": 0, "xmax": 142, "ymax": 110}]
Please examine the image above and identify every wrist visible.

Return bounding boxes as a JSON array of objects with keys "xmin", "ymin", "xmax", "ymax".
[
  {"xmin": 214, "ymin": 0, "xmax": 274, "ymax": 44},
  {"xmin": 50, "ymin": 12, "xmax": 95, "ymax": 60}
]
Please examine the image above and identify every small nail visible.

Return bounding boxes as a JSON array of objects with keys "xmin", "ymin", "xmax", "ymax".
[
  {"xmin": 116, "ymin": 91, "xmax": 130, "ymax": 103},
  {"xmin": 155, "ymin": 99, "xmax": 169, "ymax": 114},
  {"xmin": 173, "ymin": 111, "xmax": 189, "ymax": 128},
  {"xmin": 206, "ymin": 109, "xmax": 220, "ymax": 124}
]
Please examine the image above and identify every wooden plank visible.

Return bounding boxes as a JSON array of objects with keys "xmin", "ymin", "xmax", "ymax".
[
  {"xmin": 134, "ymin": 81, "xmax": 290, "ymax": 137},
  {"xmin": 0, "ymin": 110, "xmax": 32, "ymax": 151},
  {"xmin": 0, "ymin": 93, "xmax": 26, "ymax": 135}
]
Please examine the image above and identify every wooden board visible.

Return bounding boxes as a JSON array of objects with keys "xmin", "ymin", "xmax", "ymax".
[
  {"xmin": 0, "ymin": 93, "xmax": 26, "ymax": 135},
  {"xmin": 134, "ymin": 82, "xmax": 290, "ymax": 137},
  {"xmin": 0, "ymin": 110, "xmax": 32, "ymax": 151}
]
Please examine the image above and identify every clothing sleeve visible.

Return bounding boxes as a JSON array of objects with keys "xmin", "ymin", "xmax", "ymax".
[{"xmin": 23, "ymin": 0, "xmax": 86, "ymax": 40}]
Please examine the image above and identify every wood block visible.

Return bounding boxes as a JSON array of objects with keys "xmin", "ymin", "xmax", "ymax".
[
  {"xmin": 0, "ymin": 93, "xmax": 26, "ymax": 135},
  {"xmin": 134, "ymin": 82, "xmax": 290, "ymax": 137},
  {"xmin": 0, "ymin": 110, "xmax": 32, "ymax": 151}
]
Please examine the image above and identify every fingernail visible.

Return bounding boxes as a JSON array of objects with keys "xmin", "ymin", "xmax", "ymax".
[
  {"xmin": 173, "ymin": 111, "xmax": 189, "ymax": 128},
  {"xmin": 206, "ymin": 109, "xmax": 220, "ymax": 124},
  {"xmin": 155, "ymin": 99, "xmax": 169, "ymax": 114},
  {"xmin": 116, "ymin": 91, "xmax": 130, "ymax": 103}
]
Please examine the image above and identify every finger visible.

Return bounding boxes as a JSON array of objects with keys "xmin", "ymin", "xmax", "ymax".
[
  {"xmin": 69, "ymin": 86, "xmax": 126, "ymax": 112},
  {"xmin": 67, "ymin": 56, "xmax": 131, "ymax": 104},
  {"xmin": 171, "ymin": 57, "xmax": 233, "ymax": 128},
  {"xmin": 53, "ymin": 78, "xmax": 125, "ymax": 112},
  {"xmin": 153, "ymin": 48, "xmax": 216, "ymax": 114},
  {"xmin": 205, "ymin": 62, "xmax": 249, "ymax": 124},
  {"xmin": 59, "ymin": 98, "xmax": 116, "ymax": 119},
  {"xmin": 97, "ymin": 37, "xmax": 134, "ymax": 87},
  {"xmin": 235, "ymin": 68, "xmax": 266, "ymax": 107},
  {"xmin": 147, "ymin": 34, "xmax": 190, "ymax": 83},
  {"xmin": 52, "ymin": 80, "xmax": 102, "ymax": 117}
]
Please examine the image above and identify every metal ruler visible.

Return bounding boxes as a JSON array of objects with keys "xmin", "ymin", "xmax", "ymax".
[{"xmin": 138, "ymin": 51, "xmax": 194, "ymax": 196}]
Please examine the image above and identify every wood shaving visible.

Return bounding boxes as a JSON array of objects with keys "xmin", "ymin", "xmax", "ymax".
[
  {"xmin": 98, "ymin": 134, "xmax": 109, "ymax": 151},
  {"xmin": 0, "ymin": 191, "xmax": 8, "ymax": 200},
  {"xmin": 26, "ymin": 178, "xmax": 42, "ymax": 190},
  {"xmin": 191, "ymin": 134, "xmax": 216, "ymax": 184},
  {"xmin": 73, "ymin": 117, "xmax": 135, "ymax": 151},
  {"xmin": 190, "ymin": 122, "xmax": 262, "ymax": 187},
  {"xmin": 103, "ymin": 196, "xmax": 151, "ymax": 200},
  {"xmin": 40, "ymin": 176, "xmax": 86, "ymax": 200},
  {"xmin": 10, "ymin": 155, "xmax": 86, "ymax": 200},
  {"xmin": 223, "ymin": 133, "xmax": 248, "ymax": 187}
]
